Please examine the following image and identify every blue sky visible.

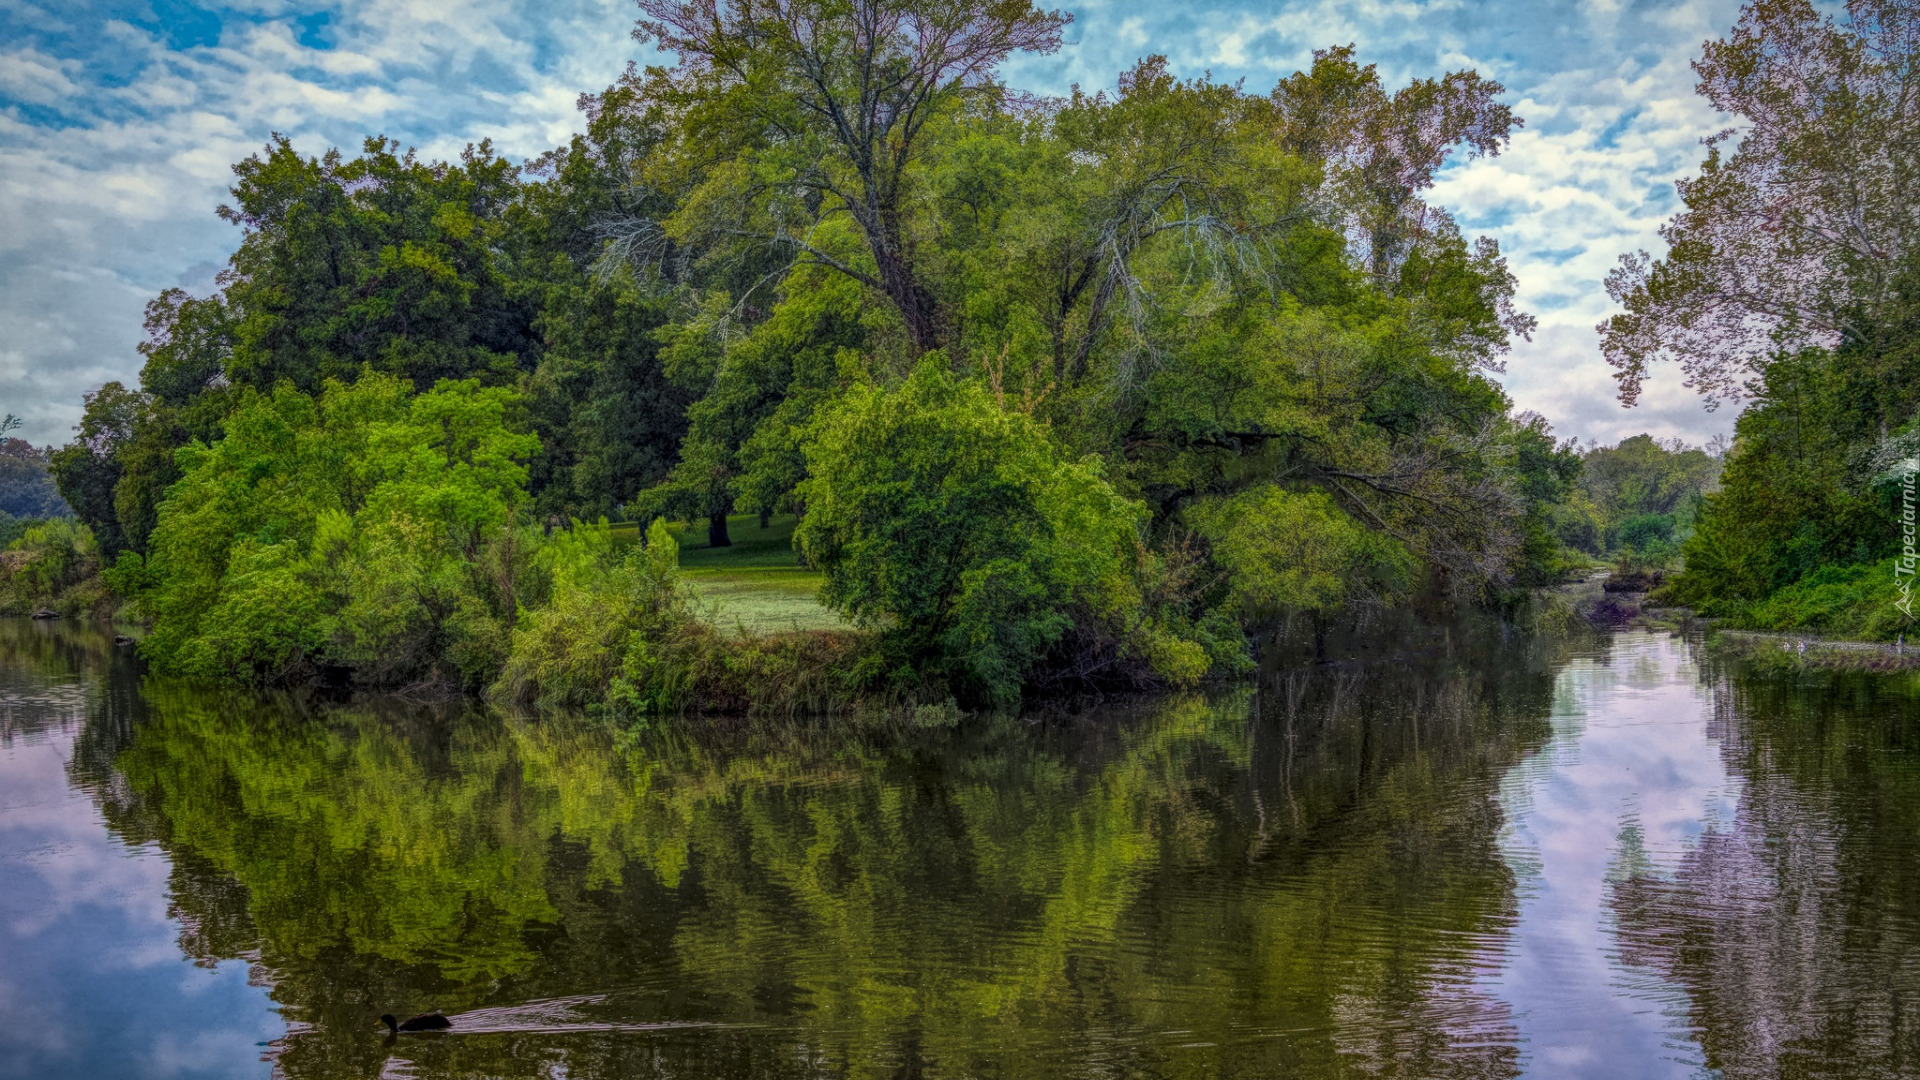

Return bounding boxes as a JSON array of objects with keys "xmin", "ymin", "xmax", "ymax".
[{"xmin": 0, "ymin": 0, "xmax": 1743, "ymax": 447}]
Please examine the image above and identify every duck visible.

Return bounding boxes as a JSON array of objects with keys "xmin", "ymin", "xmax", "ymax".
[{"xmin": 379, "ymin": 1011, "xmax": 452, "ymax": 1035}]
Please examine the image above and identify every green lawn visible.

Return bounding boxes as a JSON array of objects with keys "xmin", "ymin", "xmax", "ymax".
[{"xmin": 612, "ymin": 514, "xmax": 846, "ymax": 634}]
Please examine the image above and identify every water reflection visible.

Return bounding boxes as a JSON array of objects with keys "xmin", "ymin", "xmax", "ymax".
[
  {"xmin": 0, "ymin": 621, "xmax": 279, "ymax": 1080},
  {"xmin": 1487, "ymin": 633, "xmax": 1738, "ymax": 1077},
  {"xmin": 7, "ymin": 619, "xmax": 1920, "ymax": 1077},
  {"xmin": 0, "ymin": 619, "xmax": 1568, "ymax": 1078},
  {"xmin": 1610, "ymin": 645, "xmax": 1920, "ymax": 1078}
]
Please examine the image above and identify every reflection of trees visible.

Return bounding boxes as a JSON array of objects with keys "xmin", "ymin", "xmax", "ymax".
[
  {"xmin": 58, "ymin": 620, "xmax": 1569, "ymax": 1079},
  {"xmin": 1608, "ymin": 661, "xmax": 1920, "ymax": 1079},
  {"xmin": 0, "ymin": 617, "xmax": 127, "ymax": 745}
]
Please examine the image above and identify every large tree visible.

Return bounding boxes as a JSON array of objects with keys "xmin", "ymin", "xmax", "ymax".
[
  {"xmin": 1601, "ymin": 0, "xmax": 1920, "ymax": 407},
  {"xmin": 632, "ymin": 0, "xmax": 1070, "ymax": 353}
]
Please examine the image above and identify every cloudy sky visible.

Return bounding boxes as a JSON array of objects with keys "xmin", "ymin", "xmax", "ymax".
[{"xmin": 0, "ymin": 0, "xmax": 1743, "ymax": 448}]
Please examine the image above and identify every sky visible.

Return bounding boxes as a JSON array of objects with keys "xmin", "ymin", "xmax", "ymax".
[{"xmin": 0, "ymin": 0, "xmax": 1745, "ymax": 449}]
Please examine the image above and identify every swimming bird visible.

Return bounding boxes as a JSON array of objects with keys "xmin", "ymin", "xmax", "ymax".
[{"xmin": 379, "ymin": 1012, "xmax": 452, "ymax": 1034}]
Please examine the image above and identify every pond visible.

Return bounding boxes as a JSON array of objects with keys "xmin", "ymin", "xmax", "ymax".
[{"xmin": 3, "ymin": 619, "xmax": 1919, "ymax": 1079}]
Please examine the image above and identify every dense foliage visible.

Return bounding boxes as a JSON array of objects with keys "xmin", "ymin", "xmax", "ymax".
[
  {"xmin": 1545, "ymin": 434, "xmax": 1723, "ymax": 565},
  {"xmin": 133, "ymin": 374, "xmax": 538, "ymax": 686},
  {"xmin": 0, "ymin": 519, "xmax": 105, "ymax": 617},
  {"xmin": 1603, "ymin": 0, "xmax": 1919, "ymax": 639},
  {"xmin": 48, "ymin": 0, "xmax": 1605, "ymax": 702},
  {"xmin": 797, "ymin": 360, "xmax": 1224, "ymax": 703},
  {"xmin": 1658, "ymin": 340, "xmax": 1918, "ymax": 637}
]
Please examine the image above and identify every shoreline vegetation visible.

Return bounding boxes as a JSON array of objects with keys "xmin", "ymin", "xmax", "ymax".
[
  {"xmin": 1704, "ymin": 629, "xmax": 1920, "ymax": 675},
  {"xmin": 7, "ymin": 0, "xmax": 1916, "ymax": 713}
]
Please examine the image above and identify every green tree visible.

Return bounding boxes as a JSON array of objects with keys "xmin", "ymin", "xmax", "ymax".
[
  {"xmin": 514, "ymin": 73, "xmax": 704, "ymax": 520},
  {"xmin": 1580, "ymin": 435, "xmax": 1720, "ymax": 522},
  {"xmin": 138, "ymin": 374, "xmax": 539, "ymax": 686},
  {"xmin": 1665, "ymin": 342, "xmax": 1916, "ymax": 633},
  {"xmin": 214, "ymin": 136, "xmax": 537, "ymax": 394},
  {"xmin": 47, "ymin": 22, "xmax": 1587, "ymax": 692},
  {"xmin": 633, "ymin": 0, "xmax": 1071, "ymax": 353},
  {"xmin": 652, "ymin": 260, "xmax": 878, "ymax": 546},
  {"xmin": 0, "ymin": 518, "xmax": 104, "ymax": 615},
  {"xmin": 49, "ymin": 382, "xmax": 147, "ymax": 556},
  {"xmin": 797, "ymin": 360, "xmax": 1197, "ymax": 703}
]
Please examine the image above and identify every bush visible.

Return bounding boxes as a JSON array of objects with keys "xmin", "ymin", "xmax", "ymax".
[
  {"xmin": 496, "ymin": 519, "xmax": 692, "ymax": 709},
  {"xmin": 796, "ymin": 360, "xmax": 1210, "ymax": 705},
  {"xmin": 0, "ymin": 518, "xmax": 107, "ymax": 616},
  {"xmin": 139, "ymin": 373, "xmax": 540, "ymax": 687},
  {"xmin": 1737, "ymin": 560, "xmax": 1912, "ymax": 641}
]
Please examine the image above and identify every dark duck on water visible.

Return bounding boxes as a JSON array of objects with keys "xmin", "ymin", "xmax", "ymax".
[{"xmin": 379, "ymin": 1011, "xmax": 452, "ymax": 1035}]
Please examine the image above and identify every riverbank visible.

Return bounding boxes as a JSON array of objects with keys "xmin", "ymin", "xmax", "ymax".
[
  {"xmin": 1702, "ymin": 628, "xmax": 1920, "ymax": 673},
  {"xmin": 1543, "ymin": 564, "xmax": 1920, "ymax": 674},
  {"xmin": 1532, "ymin": 572, "xmax": 1695, "ymax": 636}
]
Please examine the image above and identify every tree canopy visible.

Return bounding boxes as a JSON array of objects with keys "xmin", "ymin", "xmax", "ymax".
[
  {"xmin": 45, "ymin": 8, "xmax": 1598, "ymax": 698},
  {"xmin": 1601, "ymin": 0, "xmax": 1920, "ymax": 407}
]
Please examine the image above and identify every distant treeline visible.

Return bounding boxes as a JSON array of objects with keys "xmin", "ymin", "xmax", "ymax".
[{"xmin": 1551, "ymin": 434, "xmax": 1723, "ymax": 565}]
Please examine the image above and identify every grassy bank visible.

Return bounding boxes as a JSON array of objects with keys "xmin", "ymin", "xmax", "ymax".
[
  {"xmin": 613, "ymin": 514, "xmax": 847, "ymax": 635},
  {"xmin": 1705, "ymin": 629, "xmax": 1920, "ymax": 675}
]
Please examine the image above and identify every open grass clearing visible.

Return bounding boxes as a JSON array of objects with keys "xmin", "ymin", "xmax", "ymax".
[{"xmin": 613, "ymin": 514, "xmax": 847, "ymax": 633}]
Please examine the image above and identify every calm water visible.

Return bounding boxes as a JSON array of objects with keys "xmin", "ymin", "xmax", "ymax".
[{"xmin": 4, "ymin": 621, "xmax": 1920, "ymax": 1079}]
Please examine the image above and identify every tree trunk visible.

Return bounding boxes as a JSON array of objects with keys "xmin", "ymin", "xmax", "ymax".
[
  {"xmin": 708, "ymin": 512, "xmax": 732, "ymax": 548},
  {"xmin": 884, "ymin": 270, "xmax": 942, "ymax": 355},
  {"xmin": 869, "ymin": 221, "xmax": 944, "ymax": 355}
]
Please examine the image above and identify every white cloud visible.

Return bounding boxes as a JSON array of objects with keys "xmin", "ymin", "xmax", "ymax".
[
  {"xmin": 1500, "ymin": 325, "xmax": 1734, "ymax": 448},
  {"xmin": 1421, "ymin": 0, "xmax": 1740, "ymax": 446},
  {"xmin": 0, "ymin": 0, "xmax": 644, "ymax": 444},
  {"xmin": 0, "ymin": 46, "xmax": 81, "ymax": 106}
]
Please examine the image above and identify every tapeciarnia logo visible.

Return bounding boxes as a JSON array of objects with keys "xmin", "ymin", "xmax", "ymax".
[{"xmin": 1898, "ymin": 461, "xmax": 1916, "ymax": 620}]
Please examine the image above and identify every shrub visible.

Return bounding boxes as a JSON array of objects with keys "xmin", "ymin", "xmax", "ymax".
[
  {"xmin": 140, "ymin": 373, "xmax": 540, "ymax": 687},
  {"xmin": 1738, "ymin": 559, "xmax": 1911, "ymax": 641},
  {"xmin": 497, "ymin": 519, "xmax": 692, "ymax": 709},
  {"xmin": 0, "ymin": 518, "xmax": 106, "ymax": 616},
  {"xmin": 796, "ymin": 360, "xmax": 1204, "ymax": 706}
]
